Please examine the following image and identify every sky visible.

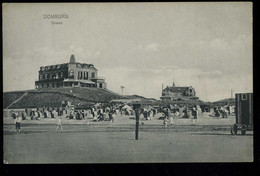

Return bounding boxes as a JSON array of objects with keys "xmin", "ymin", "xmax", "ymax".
[{"xmin": 3, "ymin": 3, "xmax": 253, "ymax": 101}]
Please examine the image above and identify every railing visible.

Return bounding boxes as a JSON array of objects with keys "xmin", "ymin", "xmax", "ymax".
[
  {"xmin": 5, "ymin": 92, "xmax": 28, "ymax": 109},
  {"xmin": 35, "ymin": 78, "xmax": 65, "ymax": 82},
  {"xmin": 95, "ymin": 77, "xmax": 105, "ymax": 80}
]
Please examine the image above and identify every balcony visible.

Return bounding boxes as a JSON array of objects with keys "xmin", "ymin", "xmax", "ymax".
[{"xmin": 91, "ymin": 77, "xmax": 105, "ymax": 80}]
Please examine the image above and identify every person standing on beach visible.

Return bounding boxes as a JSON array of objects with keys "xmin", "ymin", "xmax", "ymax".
[
  {"xmin": 109, "ymin": 110, "xmax": 114, "ymax": 122},
  {"xmin": 163, "ymin": 117, "xmax": 169, "ymax": 130},
  {"xmin": 149, "ymin": 110, "xmax": 153, "ymax": 121},
  {"xmin": 14, "ymin": 114, "xmax": 22, "ymax": 133},
  {"xmin": 169, "ymin": 110, "xmax": 174, "ymax": 125},
  {"xmin": 56, "ymin": 117, "xmax": 63, "ymax": 132},
  {"xmin": 192, "ymin": 107, "xmax": 197, "ymax": 124}
]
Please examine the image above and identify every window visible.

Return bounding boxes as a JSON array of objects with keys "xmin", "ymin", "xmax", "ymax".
[
  {"xmin": 56, "ymin": 73, "xmax": 59, "ymax": 79},
  {"xmin": 99, "ymin": 83, "xmax": 102, "ymax": 88},
  {"xmin": 92, "ymin": 72, "xmax": 95, "ymax": 79},
  {"xmin": 69, "ymin": 70, "xmax": 74, "ymax": 79},
  {"xmin": 85, "ymin": 72, "xmax": 88, "ymax": 79},
  {"xmin": 242, "ymin": 94, "xmax": 247, "ymax": 100},
  {"xmin": 52, "ymin": 83, "xmax": 55, "ymax": 87},
  {"xmin": 39, "ymin": 74, "xmax": 43, "ymax": 80},
  {"xmin": 60, "ymin": 72, "xmax": 63, "ymax": 78},
  {"xmin": 69, "ymin": 70, "xmax": 74, "ymax": 76},
  {"xmin": 81, "ymin": 71, "xmax": 83, "ymax": 79}
]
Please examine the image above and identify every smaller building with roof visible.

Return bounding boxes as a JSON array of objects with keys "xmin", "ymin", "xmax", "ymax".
[{"xmin": 160, "ymin": 81, "xmax": 199, "ymax": 101}]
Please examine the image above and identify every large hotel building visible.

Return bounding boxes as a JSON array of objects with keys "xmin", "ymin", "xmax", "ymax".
[{"xmin": 35, "ymin": 54, "xmax": 107, "ymax": 89}]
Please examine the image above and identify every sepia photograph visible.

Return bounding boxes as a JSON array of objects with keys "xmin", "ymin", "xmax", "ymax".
[{"xmin": 3, "ymin": 2, "xmax": 253, "ymax": 163}]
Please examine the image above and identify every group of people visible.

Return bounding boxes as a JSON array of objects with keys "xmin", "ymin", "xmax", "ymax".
[
  {"xmin": 30, "ymin": 110, "xmax": 59, "ymax": 120},
  {"xmin": 141, "ymin": 109, "xmax": 155, "ymax": 121},
  {"xmin": 161, "ymin": 108, "xmax": 175, "ymax": 129},
  {"xmin": 91, "ymin": 108, "xmax": 115, "ymax": 122},
  {"xmin": 160, "ymin": 106, "xmax": 201, "ymax": 129},
  {"xmin": 67, "ymin": 110, "xmax": 87, "ymax": 120},
  {"xmin": 56, "ymin": 107, "xmax": 116, "ymax": 132},
  {"xmin": 10, "ymin": 104, "xmax": 205, "ymax": 133},
  {"xmin": 214, "ymin": 107, "xmax": 228, "ymax": 118},
  {"xmin": 11, "ymin": 111, "xmax": 64, "ymax": 133}
]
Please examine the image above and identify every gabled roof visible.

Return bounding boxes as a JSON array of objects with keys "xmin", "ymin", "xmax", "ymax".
[{"xmin": 164, "ymin": 86, "xmax": 190, "ymax": 93}]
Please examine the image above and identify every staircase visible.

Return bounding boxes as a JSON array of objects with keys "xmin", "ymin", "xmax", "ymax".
[
  {"xmin": 37, "ymin": 88, "xmax": 43, "ymax": 92},
  {"xmin": 5, "ymin": 92, "xmax": 28, "ymax": 109}
]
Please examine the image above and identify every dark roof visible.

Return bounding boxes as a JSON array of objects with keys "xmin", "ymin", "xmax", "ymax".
[
  {"xmin": 39, "ymin": 55, "xmax": 97, "ymax": 71},
  {"xmin": 164, "ymin": 86, "xmax": 189, "ymax": 93},
  {"xmin": 74, "ymin": 62, "xmax": 97, "ymax": 69},
  {"xmin": 69, "ymin": 55, "xmax": 97, "ymax": 69},
  {"xmin": 40, "ymin": 63, "xmax": 68, "ymax": 71},
  {"xmin": 69, "ymin": 54, "xmax": 76, "ymax": 63}
]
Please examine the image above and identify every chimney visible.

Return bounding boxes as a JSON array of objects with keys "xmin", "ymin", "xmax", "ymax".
[{"xmin": 69, "ymin": 54, "xmax": 76, "ymax": 63}]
